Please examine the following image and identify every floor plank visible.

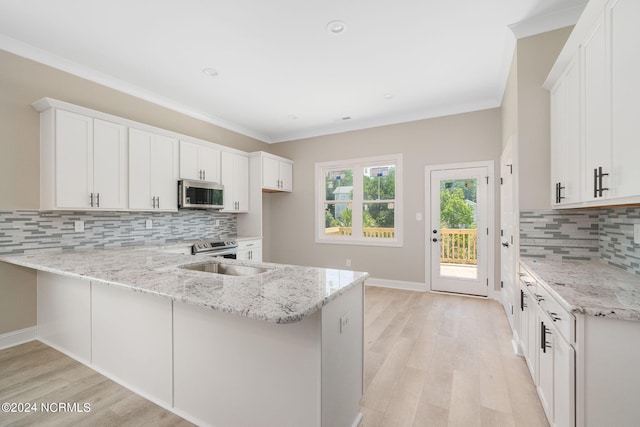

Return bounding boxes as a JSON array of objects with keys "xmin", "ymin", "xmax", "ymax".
[
  {"xmin": 0, "ymin": 342, "xmax": 193, "ymax": 427},
  {"xmin": 361, "ymin": 285, "xmax": 549, "ymax": 427},
  {"xmin": 0, "ymin": 286, "xmax": 548, "ymax": 427}
]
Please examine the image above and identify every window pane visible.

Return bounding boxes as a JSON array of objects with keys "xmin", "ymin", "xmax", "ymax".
[
  {"xmin": 362, "ymin": 202, "xmax": 395, "ymax": 238},
  {"xmin": 325, "ymin": 169, "xmax": 353, "ymax": 201},
  {"xmin": 324, "ymin": 202, "xmax": 352, "ymax": 236},
  {"xmin": 363, "ymin": 165, "xmax": 395, "ymax": 200}
]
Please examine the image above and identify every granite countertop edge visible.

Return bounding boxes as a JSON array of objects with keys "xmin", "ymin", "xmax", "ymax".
[
  {"xmin": 0, "ymin": 249, "xmax": 369, "ymax": 324},
  {"xmin": 520, "ymin": 258, "xmax": 640, "ymax": 322}
]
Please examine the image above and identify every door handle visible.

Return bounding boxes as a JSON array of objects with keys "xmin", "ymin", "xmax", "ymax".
[{"xmin": 432, "ymin": 238, "xmax": 438, "ymax": 242}]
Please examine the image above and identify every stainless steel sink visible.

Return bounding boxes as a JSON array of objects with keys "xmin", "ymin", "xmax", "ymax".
[{"xmin": 180, "ymin": 261, "xmax": 269, "ymax": 276}]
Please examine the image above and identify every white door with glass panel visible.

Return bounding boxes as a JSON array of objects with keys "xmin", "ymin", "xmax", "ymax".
[{"xmin": 430, "ymin": 167, "xmax": 488, "ymax": 296}]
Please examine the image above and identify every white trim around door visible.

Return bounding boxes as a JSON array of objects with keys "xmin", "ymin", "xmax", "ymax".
[{"xmin": 425, "ymin": 161, "xmax": 496, "ymax": 297}]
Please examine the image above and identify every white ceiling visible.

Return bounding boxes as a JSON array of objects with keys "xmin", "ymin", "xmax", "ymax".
[{"xmin": 0, "ymin": 0, "xmax": 587, "ymax": 143}]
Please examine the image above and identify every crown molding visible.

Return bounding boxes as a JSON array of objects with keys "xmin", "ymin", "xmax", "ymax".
[
  {"xmin": 0, "ymin": 33, "xmax": 272, "ymax": 143},
  {"xmin": 508, "ymin": 2, "xmax": 588, "ymax": 39}
]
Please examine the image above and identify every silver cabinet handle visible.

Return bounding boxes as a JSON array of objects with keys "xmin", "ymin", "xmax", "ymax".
[
  {"xmin": 90, "ymin": 193, "xmax": 94, "ymax": 207},
  {"xmin": 152, "ymin": 197, "xmax": 156, "ymax": 209},
  {"xmin": 157, "ymin": 196, "xmax": 160, "ymax": 209},
  {"xmin": 549, "ymin": 312, "xmax": 561, "ymax": 322},
  {"xmin": 96, "ymin": 193, "xmax": 100, "ymax": 208}
]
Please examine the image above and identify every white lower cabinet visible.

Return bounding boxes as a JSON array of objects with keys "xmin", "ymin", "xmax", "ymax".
[
  {"xmin": 36, "ymin": 272, "xmax": 91, "ymax": 364},
  {"xmin": 519, "ymin": 265, "xmax": 576, "ymax": 427},
  {"xmin": 34, "ymin": 272, "xmax": 364, "ymax": 427},
  {"xmin": 91, "ymin": 284, "xmax": 173, "ymax": 407},
  {"xmin": 236, "ymin": 238, "xmax": 262, "ymax": 262}
]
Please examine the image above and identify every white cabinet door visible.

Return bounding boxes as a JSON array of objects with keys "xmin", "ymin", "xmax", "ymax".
[
  {"xmin": 222, "ymin": 151, "xmax": 249, "ymax": 212},
  {"xmin": 262, "ymin": 154, "xmax": 293, "ymax": 192},
  {"xmin": 199, "ymin": 145, "xmax": 220, "ymax": 183},
  {"xmin": 151, "ymin": 134, "xmax": 178, "ymax": 211},
  {"xmin": 262, "ymin": 155, "xmax": 280, "ymax": 190},
  {"xmin": 92, "ymin": 119, "xmax": 127, "ymax": 209},
  {"xmin": 180, "ymin": 141, "xmax": 220, "ymax": 182},
  {"xmin": 551, "ymin": 54, "xmax": 581, "ymax": 207},
  {"xmin": 129, "ymin": 129, "xmax": 153, "ymax": 210},
  {"xmin": 550, "ymin": 76, "xmax": 567, "ymax": 206},
  {"xmin": 609, "ymin": 0, "xmax": 640, "ymax": 199},
  {"xmin": 55, "ymin": 111, "xmax": 126, "ymax": 210},
  {"xmin": 129, "ymin": 129, "xmax": 177, "ymax": 211},
  {"xmin": 538, "ymin": 316, "xmax": 554, "ymax": 422},
  {"xmin": 236, "ymin": 154, "xmax": 249, "ymax": 211},
  {"xmin": 518, "ymin": 285, "xmax": 531, "ymax": 360},
  {"xmin": 237, "ymin": 238, "xmax": 262, "ymax": 262},
  {"xmin": 582, "ymin": 12, "xmax": 611, "ymax": 202},
  {"xmin": 179, "ymin": 141, "xmax": 201, "ymax": 181},
  {"xmin": 553, "ymin": 330, "xmax": 575, "ymax": 427},
  {"xmin": 279, "ymin": 160, "xmax": 293, "ymax": 192},
  {"xmin": 55, "ymin": 110, "xmax": 93, "ymax": 209}
]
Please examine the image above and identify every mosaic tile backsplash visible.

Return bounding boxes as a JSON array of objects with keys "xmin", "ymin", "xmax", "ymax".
[
  {"xmin": 520, "ymin": 207, "xmax": 640, "ymax": 276},
  {"xmin": 0, "ymin": 210, "xmax": 236, "ymax": 255},
  {"xmin": 599, "ymin": 207, "xmax": 640, "ymax": 276}
]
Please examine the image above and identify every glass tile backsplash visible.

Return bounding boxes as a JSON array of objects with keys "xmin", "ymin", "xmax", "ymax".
[
  {"xmin": 520, "ymin": 207, "xmax": 640, "ymax": 276},
  {"xmin": 0, "ymin": 210, "xmax": 236, "ymax": 255}
]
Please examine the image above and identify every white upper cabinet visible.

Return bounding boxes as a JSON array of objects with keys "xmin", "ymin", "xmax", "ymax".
[
  {"xmin": 42, "ymin": 109, "xmax": 127, "ymax": 210},
  {"xmin": 550, "ymin": 53, "xmax": 582, "ymax": 207},
  {"xmin": 179, "ymin": 140, "xmax": 220, "ymax": 183},
  {"xmin": 546, "ymin": 0, "xmax": 640, "ymax": 208},
  {"xmin": 609, "ymin": 0, "xmax": 640, "ymax": 199},
  {"xmin": 220, "ymin": 151, "xmax": 249, "ymax": 212},
  {"xmin": 262, "ymin": 153, "xmax": 293, "ymax": 192},
  {"xmin": 129, "ymin": 129, "xmax": 178, "ymax": 211},
  {"xmin": 581, "ymin": 11, "xmax": 611, "ymax": 203}
]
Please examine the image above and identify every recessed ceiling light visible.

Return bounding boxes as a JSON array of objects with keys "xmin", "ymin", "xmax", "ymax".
[
  {"xmin": 341, "ymin": 116, "xmax": 351, "ymax": 121},
  {"xmin": 326, "ymin": 20, "xmax": 347, "ymax": 35},
  {"xmin": 202, "ymin": 67, "xmax": 218, "ymax": 77}
]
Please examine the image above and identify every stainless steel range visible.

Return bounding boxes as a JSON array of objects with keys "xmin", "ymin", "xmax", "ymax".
[{"xmin": 191, "ymin": 239, "xmax": 238, "ymax": 258}]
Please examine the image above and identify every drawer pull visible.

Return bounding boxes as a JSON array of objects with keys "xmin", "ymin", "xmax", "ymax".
[
  {"xmin": 535, "ymin": 294, "xmax": 544, "ymax": 302},
  {"xmin": 549, "ymin": 312, "xmax": 561, "ymax": 322}
]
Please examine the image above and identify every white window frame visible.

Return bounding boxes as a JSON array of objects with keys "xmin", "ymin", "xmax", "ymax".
[{"xmin": 315, "ymin": 154, "xmax": 403, "ymax": 247}]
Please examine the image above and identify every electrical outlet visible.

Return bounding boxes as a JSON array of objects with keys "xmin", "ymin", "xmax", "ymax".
[
  {"xmin": 340, "ymin": 312, "xmax": 351, "ymax": 333},
  {"xmin": 74, "ymin": 220, "xmax": 84, "ymax": 232},
  {"xmin": 215, "ymin": 219, "xmax": 221, "ymax": 226},
  {"xmin": 634, "ymin": 224, "xmax": 640, "ymax": 245},
  {"xmin": 345, "ymin": 258, "xmax": 351, "ymax": 267},
  {"xmin": 145, "ymin": 219, "xmax": 153, "ymax": 229}
]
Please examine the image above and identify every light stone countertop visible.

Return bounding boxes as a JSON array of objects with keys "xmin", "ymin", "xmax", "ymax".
[
  {"xmin": 520, "ymin": 258, "xmax": 640, "ymax": 321},
  {"xmin": 0, "ymin": 248, "xmax": 368, "ymax": 324}
]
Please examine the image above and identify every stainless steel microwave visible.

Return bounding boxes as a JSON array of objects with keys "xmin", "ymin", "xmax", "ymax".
[{"xmin": 178, "ymin": 179, "xmax": 224, "ymax": 209}]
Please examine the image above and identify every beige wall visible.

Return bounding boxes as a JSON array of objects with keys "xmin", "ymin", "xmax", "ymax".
[
  {"xmin": 516, "ymin": 27, "xmax": 572, "ymax": 210},
  {"xmin": 268, "ymin": 109, "xmax": 502, "ymax": 284},
  {"xmin": 0, "ymin": 49, "xmax": 269, "ymax": 335}
]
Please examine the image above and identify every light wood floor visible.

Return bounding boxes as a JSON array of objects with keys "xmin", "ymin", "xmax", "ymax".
[
  {"xmin": 0, "ymin": 341, "xmax": 194, "ymax": 427},
  {"xmin": 0, "ymin": 287, "xmax": 548, "ymax": 427},
  {"xmin": 360, "ymin": 286, "xmax": 549, "ymax": 427}
]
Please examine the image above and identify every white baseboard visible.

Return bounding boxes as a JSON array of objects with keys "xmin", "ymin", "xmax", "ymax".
[
  {"xmin": 352, "ymin": 412, "xmax": 363, "ymax": 427},
  {"xmin": 0, "ymin": 326, "xmax": 37, "ymax": 350},
  {"xmin": 365, "ymin": 278, "xmax": 426, "ymax": 292}
]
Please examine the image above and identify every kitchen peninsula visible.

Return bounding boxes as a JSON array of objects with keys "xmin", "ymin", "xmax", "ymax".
[{"xmin": 0, "ymin": 248, "xmax": 368, "ymax": 427}]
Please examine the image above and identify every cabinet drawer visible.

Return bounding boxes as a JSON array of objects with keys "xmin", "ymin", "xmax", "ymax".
[
  {"xmin": 534, "ymin": 283, "xmax": 575, "ymax": 344},
  {"xmin": 237, "ymin": 239, "xmax": 261, "ymax": 250}
]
